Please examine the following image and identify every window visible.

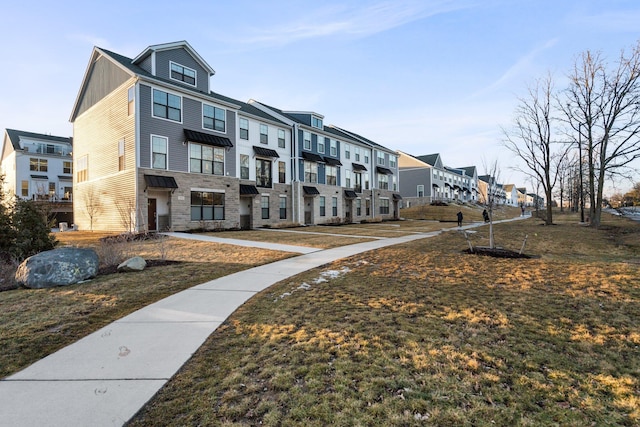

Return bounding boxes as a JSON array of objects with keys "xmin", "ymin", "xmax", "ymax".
[
  {"xmin": 354, "ymin": 147, "xmax": 360, "ymax": 162},
  {"xmin": 378, "ymin": 174, "xmax": 389, "ymax": 190},
  {"xmin": 345, "ymin": 144, "xmax": 351, "ymax": 159},
  {"xmin": 319, "ymin": 196, "xmax": 326, "ymax": 216},
  {"xmin": 326, "ymin": 165, "xmax": 337, "ymax": 186},
  {"xmin": 379, "ymin": 198, "xmax": 390, "ymax": 215},
  {"xmin": 77, "ymin": 155, "xmax": 88, "ymax": 183},
  {"xmin": 366, "ymin": 199, "xmax": 370, "ymax": 216},
  {"xmin": 128, "ymin": 86, "xmax": 135, "ymax": 116},
  {"xmin": 170, "ymin": 62, "xmax": 196, "ymax": 86},
  {"xmin": 240, "ymin": 154, "xmax": 250, "ymax": 179},
  {"xmin": 304, "ymin": 161, "xmax": 317, "ymax": 183},
  {"xmin": 278, "ymin": 129, "xmax": 285, "ymax": 148},
  {"xmin": 118, "ymin": 139, "xmax": 125, "ymax": 171},
  {"xmin": 278, "ymin": 161, "xmax": 286, "ymax": 183},
  {"xmin": 203, "ymin": 104, "xmax": 226, "ymax": 132},
  {"xmin": 30, "ymin": 158, "xmax": 47, "ymax": 172},
  {"xmin": 393, "ymin": 175, "xmax": 398, "ymax": 191},
  {"xmin": 345, "ymin": 170, "xmax": 351, "ymax": 188},
  {"xmin": 279, "ymin": 196, "xmax": 287, "ymax": 219},
  {"xmin": 152, "ymin": 135, "xmax": 168, "ymax": 169},
  {"xmin": 332, "ymin": 197, "xmax": 338, "ymax": 216},
  {"xmin": 256, "ymin": 158, "xmax": 272, "ymax": 187},
  {"xmin": 260, "ymin": 124, "xmax": 268, "ymax": 144},
  {"xmin": 330, "ymin": 140, "xmax": 337, "ymax": 157},
  {"xmin": 364, "ymin": 152, "xmax": 369, "ymax": 164},
  {"xmin": 63, "ymin": 186, "xmax": 72, "ymax": 200},
  {"xmin": 354, "ymin": 172, "xmax": 362, "ymax": 193},
  {"xmin": 303, "ymin": 131, "xmax": 311, "ymax": 150},
  {"xmin": 239, "ymin": 118, "xmax": 249, "ymax": 140},
  {"xmin": 261, "ymin": 196, "xmax": 269, "ymax": 219},
  {"xmin": 49, "ymin": 182, "xmax": 56, "ymax": 198},
  {"xmin": 377, "ymin": 151, "xmax": 385, "ymax": 165},
  {"xmin": 317, "ymin": 135, "xmax": 325, "ymax": 153},
  {"xmin": 191, "ymin": 191, "xmax": 225, "ymax": 221},
  {"xmin": 390, "ymin": 155, "xmax": 397, "ymax": 168},
  {"xmin": 153, "ymin": 89, "xmax": 181, "ymax": 122},
  {"xmin": 417, "ymin": 185, "xmax": 424, "ymax": 197},
  {"xmin": 364, "ymin": 172, "xmax": 370, "ymax": 190},
  {"xmin": 312, "ymin": 116, "xmax": 323, "ymax": 129},
  {"xmin": 356, "ymin": 198, "xmax": 362, "ymax": 216},
  {"xmin": 190, "ymin": 143, "xmax": 224, "ymax": 175},
  {"xmin": 63, "ymin": 161, "xmax": 72, "ymax": 175},
  {"xmin": 21, "ymin": 180, "xmax": 28, "ymax": 197}
]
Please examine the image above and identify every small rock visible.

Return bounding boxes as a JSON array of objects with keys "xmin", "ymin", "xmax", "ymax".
[{"xmin": 117, "ymin": 256, "xmax": 147, "ymax": 272}]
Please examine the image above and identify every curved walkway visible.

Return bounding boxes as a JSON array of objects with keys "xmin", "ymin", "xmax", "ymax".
[{"xmin": 0, "ymin": 219, "xmax": 521, "ymax": 426}]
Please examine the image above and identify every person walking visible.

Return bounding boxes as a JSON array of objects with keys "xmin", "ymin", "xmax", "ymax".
[
  {"xmin": 457, "ymin": 210, "xmax": 463, "ymax": 227},
  {"xmin": 482, "ymin": 209, "xmax": 489, "ymax": 222}
]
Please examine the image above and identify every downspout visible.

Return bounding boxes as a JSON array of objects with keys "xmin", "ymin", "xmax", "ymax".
[{"xmin": 291, "ymin": 123, "xmax": 300, "ymax": 224}]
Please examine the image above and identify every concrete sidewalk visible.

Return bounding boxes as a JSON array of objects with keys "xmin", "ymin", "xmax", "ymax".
[{"xmin": 0, "ymin": 219, "xmax": 523, "ymax": 426}]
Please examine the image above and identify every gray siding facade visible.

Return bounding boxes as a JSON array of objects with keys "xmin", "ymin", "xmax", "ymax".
[{"xmin": 76, "ymin": 56, "xmax": 130, "ymax": 117}]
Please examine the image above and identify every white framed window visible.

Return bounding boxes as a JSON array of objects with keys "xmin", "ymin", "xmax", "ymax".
[
  {"xmin": 317, "ymin": 135, "xmax": 325, "ymax": 153},
  {"xmin": 332, "ymin": 197, "xmax": 338, "ymax": 216},
  {"xmin": 378, "ymin": 174, "xmax": 389, "ymax": 190},
  {"xmin": 278, "ymin": 161, "xmax": 286, "ymax": 183},
  {"xmin": 118, "ymin": 139, "xmax": 125, "ymax": 171},
  {"xmin": 303, "ymin": 131, "xmax": 311, "ymax": 150},
  {"xmin": 152, "ymin": 89, "xmax": 181, "ymax": 122},
  {"xmin": 77, "ymin": 155, "xmax": 88, "ymax": 183},
  {"xmin": 190, "ymin": 143, "xmax": 224, "ymax": 175},
  {"xmin": 319, "ymin": 196, "xmax": 326, "ymax": 216},
  {"xmin": 417, "ymin": 185, "xmax": 424, "ymax": 197},
  {"xmin": 312, "ymin": 116, "xmax": 323, "ymax": 129},
  {"xmin": 326, "ymin": 165, "xmax": 337, "ymax": 186},
  {"xmin": 345, "ymin": 144, "xmax": 351, "ymax": 159},
  {"xmin": 304, "ymin": 161, "xmax": 317, "ymax": 183},
  {"xmin": 240, "ymin": 154, "xmax": 250, "ymax": 179},
  {"xmin": 239, "ymin": 118, "xmax": 249, "ymax": 139},
  {"xmin": 29, "ymin": 158, "xmax": 47, "ymax": 172},
  {"xmin": 330, "ymin": 140, "xmax": 337, "ymax": 157},
  {"xmin": 151, "ymin": 135, "xmax": 168, "ymax": 169},
  {"xmin": 364, "ymin": 152, "xmax": 369, "ymax": 164},
  {"xmin": 256, "ymin": 158, "xmax": 272, "ymax": 188},
  {"xmin": 379, "ymin": 198, "xmax": 390, "ymax": 215},
  {"xmin": 127, "ymin": 86, "xmax": 135, "ymax": 116},
  {"xmin": 203, "ymin": 104, "xmax": 226, "ymax": 132},
  {"xmin": 261, "ymin": 195, "xmax": 270, "ymax": 219},
  {"xmin": 278, "ymin": 129, "xmax": 285, "ymax": 148},
  {"xmin": 170, "ymin": 61, "xmax": 196, "ymax": 86},
  {"xmin": 354, "ymin": 147, "xmax": 360, "ymax": 162},
  {"xmin": 377, "ymin": 151, "xmax": 385, "ymax": 165},
  {"xmin": 356, "ymin": 198, "xmax": 362, "ymax": 216},
  {"xmin": 260, "ymin": 124, "xmax": 268, "ymax": 144},
  {"xmin": 345, "ymin": 170, "xmax": 351, "ymax": 188},
  {"xmin": 279, "ymin": 196, "xmax": 287, "ymax": 219},
  {"xmin": 63, "ymin": 161, "xmax": 72, "ymax": 174},
  {"xmin": 390, "ymin": 155, "xmax": 397, "ymax": 168}
]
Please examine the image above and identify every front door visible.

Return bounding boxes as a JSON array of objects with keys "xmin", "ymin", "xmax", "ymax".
[{"xmin": 148, "ymin": 198, "xmax": 157, "ymax": 231}]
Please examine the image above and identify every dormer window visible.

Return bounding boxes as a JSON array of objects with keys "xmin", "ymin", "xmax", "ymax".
[
  {"xmin": 312, "ymin": 116, "xmax": 323, "ymax": 129},
  {"xmin": 170, "ymin": 62, "xmax": 196, "ymax": 86}
]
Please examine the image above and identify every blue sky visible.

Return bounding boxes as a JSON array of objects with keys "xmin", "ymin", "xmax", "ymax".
[{"xmin": 2, "ymin": 0, "xmax": 640, "ymax": 193}]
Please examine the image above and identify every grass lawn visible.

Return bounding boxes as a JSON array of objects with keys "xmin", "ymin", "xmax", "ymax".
[{"xmin": 127, "ymin": 211, "xmax": 640, "ymax": 426}]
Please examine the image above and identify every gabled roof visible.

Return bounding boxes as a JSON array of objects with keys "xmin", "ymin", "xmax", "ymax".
[
  {"xmin": 458, "ymin": 166, "xmax": 477, "ymax": 178},
  {"xmin": 503, "ymin": 184, "xmax": 516, "ymax": 192},
  {"xmin": 132, "ymin": 41, "xmax": 215, "ymax": 76},
  {"xmin": 445, "ymin": 166, "xmax": 464, "ymax": 176},
  {"xmin": 217, "ymin": 94, "xmax": 288, "ymax": 126},
  {"xmin": 416, "ymin": 154, "xmax": 440, "ymax": 167},
  {"xmin": 5, "ymin": 129, "xmax": 72, "ymax": 150}
]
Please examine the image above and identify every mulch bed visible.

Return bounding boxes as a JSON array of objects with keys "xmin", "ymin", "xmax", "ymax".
[{"xmin": 463, "ymin": 247, "xmax": 532, "ymax": 259}]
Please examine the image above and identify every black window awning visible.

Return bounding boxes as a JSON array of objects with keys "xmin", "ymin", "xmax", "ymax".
[
  {"xmin": 184, "ymin": 129, "xmax": 233, "ymax": 148},
  {"xmin": 144, "ymin": 174, "xmax": 178, "ymax": 189},
  {"xmin": 303, "ymin": 186, "xmax": 320, "ymax": 195},
  {"xmin": 253, "ymin": 146, "xmax": 279, "ymax": 158},
  {"xmin": 376, "ymin": 166, "xmax": 393, "ymax": 175},
  {"xmin": 302, "ymin": 151, "xmax": 325, "ymax": 163},
  {"xmin": 432, "ymin": 183, "xmax": 439, "ymax": 188},
  {"xmin": 445, "ymin": 183, "xmax": 452, "ymax": 188},
  {"xmin": 30, "ymin": 175, "xmax": 48, "ymax": 179},
  {"xmin": 323, "ymin": 156, "xmax": 342, "ymax": 166},
  {"xmin": 393, "ymin": 194, "xmax": 403, "ymax": 200},
  {"xmin": 344, "ymin": 190, "xmax": 358, "ymax": 199},
  {"xmin": 240, "ymin": 184, "xmax": 259, "ymax": 195},
  {"xmin": 352, "ymin": 163, "xmax": 367, "ymax": 171},
  {"xmin": 58, "ymin": 175, "xmax": 72, "ymax": 180}
]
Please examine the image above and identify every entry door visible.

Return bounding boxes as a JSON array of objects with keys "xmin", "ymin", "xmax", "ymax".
[{"xmin": 148, "ymin": 198, "xmax": 157, "ymax": 231}]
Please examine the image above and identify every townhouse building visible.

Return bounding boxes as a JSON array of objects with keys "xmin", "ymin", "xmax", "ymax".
[
  {"xmin": 1, "ymin": 129, "xmax": 74, "ymax": 225},
  {"xmin": 69, "ymin": 41, "xmax": 400, "ymax": 232},
  {"xmin": 397, "ymin": 151, "xmax": 477, "ymax": 206}
]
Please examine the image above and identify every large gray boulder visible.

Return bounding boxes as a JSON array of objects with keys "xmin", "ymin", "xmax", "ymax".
[{"xmin": 15, "ymin": 247, "xmax": 99, "ymax": 289}]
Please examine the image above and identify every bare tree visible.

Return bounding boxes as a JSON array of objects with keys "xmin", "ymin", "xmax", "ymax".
[
  {"xmin": 83, "ymin": 186, "xmax": 101, "ymax": 232},
  {"xmin": 563, "ymin": 42, "xmax": 640, "ymax": 227},
  {"xmin": 479, "ymin": 160, "xmax": 502, "ymax": 249},
  {"xmin": 116, "ymin": 197, "xmax": 137, "ymax": 234},
  {"xmin": 503, "ymin": 73, "xmax": 570, "ymax": 225}
]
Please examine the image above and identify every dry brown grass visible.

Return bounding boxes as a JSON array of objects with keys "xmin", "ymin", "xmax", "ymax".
[{"xmin": 128, "ymin": 211, "xmax": 640, "ymax": 426}]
